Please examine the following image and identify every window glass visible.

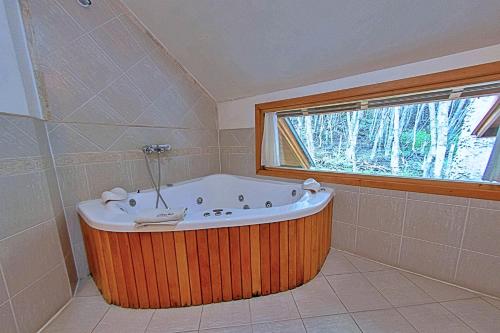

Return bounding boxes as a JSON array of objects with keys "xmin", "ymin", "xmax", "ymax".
[{"xmin": 280, "ymin": 95, "xmax": 498, "ymax": 183}]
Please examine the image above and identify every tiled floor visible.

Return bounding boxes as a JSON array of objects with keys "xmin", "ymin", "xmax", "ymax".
[{"xmin": 42, "ymin": 250, "xmax": 500, "ymax": 333}]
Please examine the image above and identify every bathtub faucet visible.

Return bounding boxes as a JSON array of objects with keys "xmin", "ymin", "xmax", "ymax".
[{"xmin": 142, "ymin": 144, "xmax": 171, "ymax": 154}]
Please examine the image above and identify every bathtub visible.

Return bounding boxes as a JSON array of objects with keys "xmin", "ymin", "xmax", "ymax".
[{"xmin": 78, "ymin": 174, "xmax": 334, "ymax": 308}]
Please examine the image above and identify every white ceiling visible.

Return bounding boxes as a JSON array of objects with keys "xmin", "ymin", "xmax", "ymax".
[{"xmin": 123, "ymin": 0, "xmax": 500, "ymax": 102}]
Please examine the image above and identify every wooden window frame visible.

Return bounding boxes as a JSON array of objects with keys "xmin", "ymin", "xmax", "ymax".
[{"xmin": 255, "ymin": 61, "xmax": 500, "ymax": 200}]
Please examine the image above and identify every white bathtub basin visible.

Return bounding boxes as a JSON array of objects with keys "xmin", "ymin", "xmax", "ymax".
[{"xmin": 77, "ymin": 174, "xmax": 334, "ymax": 232}]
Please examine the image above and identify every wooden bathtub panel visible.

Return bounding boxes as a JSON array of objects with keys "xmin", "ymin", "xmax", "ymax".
[
  {"xmin": 162, "ymin": 232, "xmax": 181, "ymax": 307},
  {"xmin": 218, "ymin": 228, "xmax": 233, "ymax": 301},
  {"xmin": 129, "ymin": 233, "xmax": 150, "ymax": 308},
  {"xmin": 279, "ymin": 221, "xmax": 289, "ymax": 292},
  {"xmin": 140, "ymin": 233, "xmax": 160, "ymax": 308},
  {"xmin": 151, "ymin": 233, "xmax": 170, "ymax": 308},
  {"xmin": 196, "ymin": 230, "xmax": 213, "ymax": 304},
  {"xmin": 108, "ymin": 232, "xmax": 129, "ymax": 307},
  {"xmin": 303, "ymin": 216, "xmax": 312, "ymax": 282},
  {"xmin": 240, "ymin": 226, "xmax": 252, "ymax": 299},
  {"xmin": 207, "ymin": 229, "xmax": 222, "ymax": 302},
  {"xmin": 249, "ymin": 225, "xmax": 261, "ymax": 296},
  {"xmin": 229, "ymin": 227, "xmax": 242, "ymax": 300},
  {"xmin": 117, "ymin": 233, "xmax": 139, "ymax": 308},
  {"xmin": 288, "ymin": 221, "xmax": 297, "ymax": 289},
  {"xmin": 296, "ymin": 218, "xmax": 305, "ymax": 285},
  {"xmin": 259, "ymin": 223, "xmax": 271, "ymax": 295},
  {"xmin": 79, "ymin": 198, "xmax": 333, "ymax": 309},
  {"xmin": 174, "ymin": 232, "xmax": 192, "ymax": 306},
  {"xmin": 185, "ymin": 231, "xmax": 202, "ymax": 305},
  {"xmin": 93, "ymin": 228, "xmax": 111, "ymax": 303}
]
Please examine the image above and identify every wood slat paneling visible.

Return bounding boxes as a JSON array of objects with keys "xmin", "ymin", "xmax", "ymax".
[
  {"xmin": 185, "ymin": 231, "xmax": 202, "ymax": 306},
  {"xmin": 269, "ymin": 223, "xmax": 280, "ymax": 294},
  {"xmin": 207, "ymin": 229, "xmax": 222, "ymax": 302},
  {"xmin": 218, "ymin": 228, "xmax": 233, "ymax": 301},
  {"xmin": 240, "ymin": 226, "xmax": 252, "ymax": 299},
  {"xmin": 279, "ymin": 222, "xmax": 289, "ymax": 292},
  {"xmin": 174, "ymin": 232, "xmax": 191, "ymax": 306},
  {"xmin": 250, "ymin": 225, "xmax": 261, "ymax": 296},
  {"xmin": 151, "ymin": 233, "xmax": 170, "ymax": 308},
  {"xmin": 162, "ymin": 233, "xmax": 181, "ymax": 307},
  {"xmin": 260, "ymin": 223, "xmax": 271, "ymax": 295},
  {"xmin": 196, "ymin": 230, "xmax": 213, "ymax": 304},
  {"xmin": 80, "ymin": 198, "xmax": 333, "ymax": 308}
]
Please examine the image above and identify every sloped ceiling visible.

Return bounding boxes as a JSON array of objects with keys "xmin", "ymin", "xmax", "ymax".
[{"xmin": 123, "ymin": 0, "xmax": 500, "ymax": 102}]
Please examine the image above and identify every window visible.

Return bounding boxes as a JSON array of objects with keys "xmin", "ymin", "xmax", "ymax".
[
  {"xmin": 279, "ymin": 94, "xmax": 498, "ymax": 183},
  {"xmin": 255, "ymin": 62, "xmax": 500, "ymax": 200}
]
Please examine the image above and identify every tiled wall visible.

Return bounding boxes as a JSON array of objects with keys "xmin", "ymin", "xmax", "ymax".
[
  {"xmin": 20, "ymin": 0, "xmax": 219, "ymax": 278},
  {"xmin": 0, "ymin": 114, "xmax": 73, "ymax": 333},
  {"xmin": 219, "ymin": 128, "xmax": 500, "ymax": 298}
]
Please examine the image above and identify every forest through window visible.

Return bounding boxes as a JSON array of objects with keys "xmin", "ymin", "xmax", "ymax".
[{"xmin": 280, "ymin": 95, "xmax": 498, "ymax": 183}]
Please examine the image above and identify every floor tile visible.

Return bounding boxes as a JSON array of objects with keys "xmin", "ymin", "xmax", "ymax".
[
  {"xmin": 75, "ymin": 277, "xmax": 100, "ymax": 297},
  {"xmin": 352, "ymin": 309, "xmax": 417, "ymax": 333},
  {"xmin": 252, "ymin": 319, "xmax": 305, "ymax": 333},
  {"xmin": 321, "ymin": 251, "xmax": 358, "ymax": 275},
  {"xmin": 42, "ymin": 296, "xmax": 109, "ymax": 333},
  {"xmin": 93, "ymin": 306, "xmax": 154, "ymax": 333},
  {"xmin": 342, "ymin": 253, "xmax": 389, "ymax": 272},
  {"xmin": 250, "ymin": 292, "xmax": 300, "ymax": 323},
  {"xmin": 364, "ymin": 270, "xmax": 434, "ymax": 306},
  {"xmin": 482, "ymin": 297, "xmax": 500, "ymax": 309},
  {"xmin": 200, "ymin": 300, "xmax": 250, "ymax": 329},
  {"xmin": 327, "ymin": 273, "xmax": 391, "ymax": 312},
  {"xmin": 402, "ymin": 272, "xmax": 476, "ymax": 302},
  {"xmin": 397, "ymin": 303, "xmax": 474, "ymax": 332},
  {"xmin": 441, "ymin": 298, "xmax": 500, "ymax": 333},
  {"xmin": 147, "ymin": 305, "xmax": 202, "ymax": 332},
  {"xmin": 303, "ymin": 314, "xmax": 361, "ymax": 333},
  {"xmin": 291, "ymin": 275, "xmax": 346, "ymax": 317},
  {"xmin": 200, "ymin": 325, "xmax": 252, "ymax": 333}
]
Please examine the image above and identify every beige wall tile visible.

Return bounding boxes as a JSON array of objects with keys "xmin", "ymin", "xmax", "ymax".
[
  {"xmin": 332, "ymin": 221, "xmax": 356, "ymax": 251},
  {"xmin": 469, "ymin": 198, "xmax": 500, "ymax": 210},
  {"xmin": 358, "ymin": 194, "xmax": 405, "ymax": 234},
  {"xmin": 0, "ymin": 220, "xmax": 65, "ymax": 295},
  {"xmin": 455, "ymin": 250, "xmax": 500, "ymax": 297},
  {"xmin": 404, "ymin": 199, "xmax": 467, "ymax": 246},
  {"xmin": 355, "ymin": 227, "xmax": 400, "ymax": 265},
  {"xmin": 85, "ymin": 161, "xmax": 131, "ymax": 198},
  {"xmin": 91, "ymin": 18, "xmax": 145, "ymax": 71},
  {"xmin": 0, "ymin": 172, "xmax": 54, "ymax": 239},
  {"xmin": 99, "ymin": 75, "xmax": 151, "ymax": 123},
  {"xmin": 462, "ymin": 208, "xmax": 500, "ymax": 257},
  {"xmin": 11, "ymin": 264, "xmax": 70, "ymax": 333},
  {"xmin": 56, "ymin": 35, "xmax": 122, "ymax": 93},
  {"xmin": 0, "ymin": 117, "xmax": 42, "ymax": 159},
  {"xmin": 0, "ymin": 302, "xmax": 18, "ymax": 333},
  {"xmin": 73, "ymin": 241, "xmax": 90, "ymax": 278},
  {"xmin": 0, "ymin": 269, "xmax": 8, "ymax": 305},
  {"xmin": 24, "ymin": 0, "xmax": 83, "ymax": 58},
  {"xmin": 407, "ymin": 192, "xmax": 469, "ymax": 206},
  {"xmin": 64, "ymin": 206, "xmax": 84, "ymax": 246},
  {"xmin": 332, "ymin": 190, "xmax": 358, "ymax": 224},
  {"xmin": 399, "ymin": 237, "xmax": 459, "ymax": 282},
  {"xmin": 127, "ymin": 56, "xmax": 170, "ymax": 102},
  {"xmin": 54, "ymin": 212, "xmax": 72, "ymax": 258},
  {"xmin": 48, "ymin": 124, "xmax": 102, "ymax": 155},
  {"xmin": 56, "ymin": 165, "xmax": 90, "ymax": 207},
  {"xmin": 360, "ymin": 187, "xmax": 406, "ymax": 198},
  {"xmin": 64, "ymin": 252, "xmax": 78, "ymax": 293}
]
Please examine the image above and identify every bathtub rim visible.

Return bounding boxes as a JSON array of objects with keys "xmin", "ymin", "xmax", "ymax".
[{"xmin": 77, "ymin": 174, "xmax": 335, "ymax": 233}]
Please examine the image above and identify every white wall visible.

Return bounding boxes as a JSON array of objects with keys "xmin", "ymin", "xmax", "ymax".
[
  {"xmin": 218, "ymin": 44, "xmax": 500, "ymax": 129},
  {"xmin": 0, "ymin": 0, "xmax": 41, "ymax": 118}
]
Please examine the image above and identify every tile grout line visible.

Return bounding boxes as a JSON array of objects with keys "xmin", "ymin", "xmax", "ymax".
[
  {"xmin": 453, "ymin": 198, "xmax": 471, "ymax": 282},
  {"xmin": 397, "ymin": 192, "xmax": 409, "ymax": 265}
]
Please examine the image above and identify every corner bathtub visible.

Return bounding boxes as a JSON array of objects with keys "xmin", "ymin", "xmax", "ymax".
[{"xmin": 78, "ymin": 174, "xmax": 334, "ymax": 308}]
